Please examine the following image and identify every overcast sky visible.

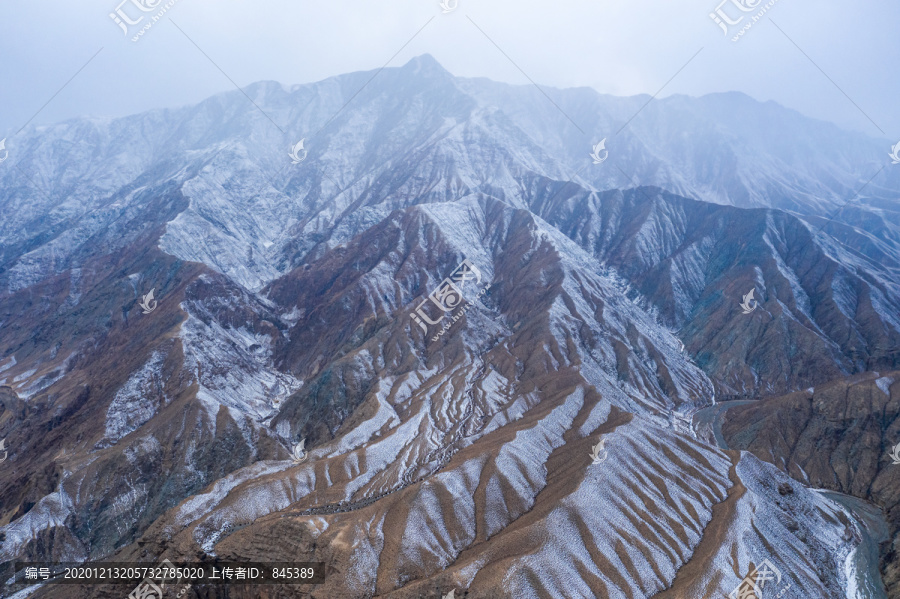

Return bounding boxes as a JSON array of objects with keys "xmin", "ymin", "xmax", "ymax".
[{"xmin": 0, "ymin": 0, "xmax": 897, "ymax": 142}]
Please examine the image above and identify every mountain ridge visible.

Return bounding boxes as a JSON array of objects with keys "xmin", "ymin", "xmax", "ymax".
[{"xmin": 0, "ymin": 54, "xmax": 897, "ymax": 598}]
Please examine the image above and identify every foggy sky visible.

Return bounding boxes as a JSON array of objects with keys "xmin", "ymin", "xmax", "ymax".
[{"xmin": 0, "ymin": 0, "xmax": 897, "ymax": 142}]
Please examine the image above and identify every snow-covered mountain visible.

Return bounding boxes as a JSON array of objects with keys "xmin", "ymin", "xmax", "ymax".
[
  {"xmin": 0, "ymin": 55, "xmax": 897, "ymax": 598},
  {"xmin": 2, "ymin": 54, "xmax": 897, "ymax": 295}
]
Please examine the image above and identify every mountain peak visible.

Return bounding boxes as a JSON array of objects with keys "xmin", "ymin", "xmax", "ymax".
[{"xmin": 401, "ymin": 53, "xmax": 452, "ymax": 78}]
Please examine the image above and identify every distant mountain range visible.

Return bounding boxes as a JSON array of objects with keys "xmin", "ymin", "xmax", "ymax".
[{"xmin": 0, "ymin": 54, "xmax": 897, "ymax": 598}]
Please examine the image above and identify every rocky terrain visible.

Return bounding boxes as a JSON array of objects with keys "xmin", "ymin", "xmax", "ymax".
[
  {"xmin": 0, "ymin": 55, "xmax": 897, "ymax": 598},
  {"xmin": 722, "ymin": 371, "xmax": 900, "ymax": 596}
]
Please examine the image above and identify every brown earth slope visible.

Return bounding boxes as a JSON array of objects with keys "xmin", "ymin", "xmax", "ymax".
[{"xmin": 722, "ymin": 371, "xmax": 900, "ymax": 594}]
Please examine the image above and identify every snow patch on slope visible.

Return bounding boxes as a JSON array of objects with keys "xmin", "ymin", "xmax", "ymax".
[
  {"xmin": 179, "ymin": 294, "xmax": 301, "ymax": 427},
  {"xmin": 0, "ymin": 489, "xmax": 77, "ymax": 562},
  {"xmin": 98, "ymin": 351, "xmax": 167, "ymax": 447},
  {"xmin": 875, "ymin": 376, "xmax": 894, "ymax": 396}
]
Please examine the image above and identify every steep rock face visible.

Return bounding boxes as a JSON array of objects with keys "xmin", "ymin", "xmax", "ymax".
[{"xmin": 722, "ymin": 372, "xmax": 900, "ymax": 595}]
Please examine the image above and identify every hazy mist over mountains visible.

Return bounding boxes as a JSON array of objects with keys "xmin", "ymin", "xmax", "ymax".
[{"xmin": 0, "ymin": 8, "xmax": 898, "ymax": 598}]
